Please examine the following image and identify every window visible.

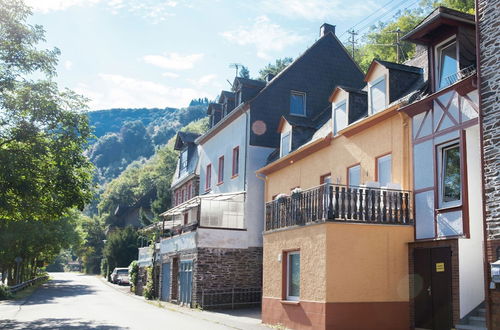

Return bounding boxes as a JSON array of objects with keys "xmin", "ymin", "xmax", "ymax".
[
  {"xmin": 348, "ymin": 165, "xmax": 361, "ymax": 187},
  {"xmin": 179, "ymin": 149, "xmax": 188, "ymax": 176},
  {"xmin": 377, "ymin": 154, "xmax": 392, "ymax": 187},
  {"xmin": 186, "ymin": 183, "xmax": 192, "ymax": 200},
  {"xmin": 320, "ymin": 173, "xmax": 332, "ymax": 184},
  {"xmin": 205, "ymin": 164, "xmax": 211, "ymax": 191},
  {"xmin": 436, "ymin": 39, "xmax": 458, "ymax": 90},
  {"xmin": 218, "ymin": 156, "xmax": 224, "ymax": 184},
  {"xmin": 333, "ymin": 101, "xmax": 347, "ymax": 134},
  {"xmin": 369, "ymin": 77, "xmax": 386, "ymax": 114},
  {"xmin": 232, "ymin": 147, "xmax": 239, "ymax": 177},
  {"xmin": 290, "ymin": 91, "xmax": 306, "ymax": 116},
  {"xmin": 439, "ymin": 143, "xmax": 461, "ymax": 207},
  {"xmin": 280, "ymin": 132, "xmax": 291, "ymax": 157},
  {"xmin": 183, "ymin": 213, "xmax": 188, "ymax": 225},
  {"xmin": 286, "ymin": 251, "xmax": 300, "ymax": 301}
]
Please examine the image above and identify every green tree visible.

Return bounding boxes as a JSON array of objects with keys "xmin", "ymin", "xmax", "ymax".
[
  {"xmin": 0, "ymin": 0, "xmax": 93, "ymax": 223},
  {"xmin": 239, "ymin": 65, "xmax": 250, "ymax": 79},
  {"xmin": 103, "ymin": 227, "xmax": 139, "ymax": 271},
  {"xmin": 258, "ymin": 57, "xmax": 293, "ymax": 80}
]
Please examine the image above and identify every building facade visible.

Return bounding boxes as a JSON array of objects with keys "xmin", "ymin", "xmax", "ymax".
[
  {"xmin": 400, "ymin": 7, "xmax": 485, "ymax": 329},
  {"xmin": 257, "ymin": 60, "xmax": 422, "ymax": 329}
]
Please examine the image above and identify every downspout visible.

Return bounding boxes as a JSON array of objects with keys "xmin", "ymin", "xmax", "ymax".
[
  {"xmin": 474, "ymin": 1, "xmax": 491, "ymax": 328},
  {"xmin": 256, "ymin": 172, "xmax": 268, "ymax": 234},
  {"xmin": 244, "ymin": 108, "xmax": 249, "ymax": 192}
]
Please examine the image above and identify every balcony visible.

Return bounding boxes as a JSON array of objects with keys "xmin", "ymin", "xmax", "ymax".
[{"xmin": 265, "ymin": 184, "xmax": 413, "ymax": 231}]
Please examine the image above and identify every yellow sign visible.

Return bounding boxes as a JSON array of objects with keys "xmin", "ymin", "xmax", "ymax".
[{"xmin": 436, "ymin": 262, "xmax": 445, "ymax": 272}]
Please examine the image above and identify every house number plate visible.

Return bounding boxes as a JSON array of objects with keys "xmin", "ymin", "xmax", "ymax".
[{"xmin": 436, "ymin": 262, "xmax": 445, "ymax": 272}]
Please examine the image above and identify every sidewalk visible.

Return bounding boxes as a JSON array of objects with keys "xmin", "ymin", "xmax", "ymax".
[{"xmin": 100, "ymin": 276, "xmax": 269, "ymax": 330}]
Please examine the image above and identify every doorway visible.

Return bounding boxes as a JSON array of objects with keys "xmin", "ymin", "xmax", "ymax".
[{"xmin": 414, "ymin": 247, "xmax": 453, "ymax": 330}]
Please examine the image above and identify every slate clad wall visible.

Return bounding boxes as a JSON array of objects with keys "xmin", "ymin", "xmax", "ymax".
[{"xmin": 478, "ymin": 0, "xmax": 500, "ymax": 327}]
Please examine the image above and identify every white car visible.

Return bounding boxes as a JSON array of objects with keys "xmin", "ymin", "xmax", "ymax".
[{"xmin": 111, "ymin": 268, "xmax": 130, "ymax": 285}]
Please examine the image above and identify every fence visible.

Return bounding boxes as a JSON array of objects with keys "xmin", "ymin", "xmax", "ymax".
[
  {"xmin": 200, "ymin": 287, "xmax": 261, "ymax": 309},
  {"xmin": 265, "ymin": 183, "xmax": 413, "ymax": 231},
  {"xmin": 8, "ymin": 275, "xmax": 48, "ymax": 293}
]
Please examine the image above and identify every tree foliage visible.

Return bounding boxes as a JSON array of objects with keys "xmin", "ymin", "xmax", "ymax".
[
  {"xmin": 103, "ymin": 226, "xmax": 139, "ymax": 271},
  {"xmin": 258, "ymin": 57, "xmax": 293, "ymax": 80},
  {"xmin": 0, "ymin": 0, "xmax": 94, "ymax": 283}
]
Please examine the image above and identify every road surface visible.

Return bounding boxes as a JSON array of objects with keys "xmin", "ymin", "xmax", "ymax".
[{"xmin": 0, "ymin": 272, "xmax": 265, "ymax": 330}]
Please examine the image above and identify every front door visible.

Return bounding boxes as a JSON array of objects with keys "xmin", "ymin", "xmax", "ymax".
[
  {"xmin": 414, "ymin": 247, "xmax": 453, "ymax": 330},
  {"xmin": 178, "ymin": 260, "xmax": 193, "ymax": 306},
  {"xmin": 161, "ymin": 262, "xmax": 171, "ymax": 301}
]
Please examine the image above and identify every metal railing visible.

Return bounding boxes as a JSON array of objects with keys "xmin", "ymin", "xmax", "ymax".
[
  {"xmin": 200, "ymin": 287, "xmax": 261, "ymax": 309},
  {"xmin": 7, "ymin": 275, "xmax": 48, "ymax": 293},
  {"xmin": 444, "ymin": 65, "xmax": 476, "ymax": 86},
  {"xmin": 265, "ymin": 183, "xmax": 413, "ymax": 231}
]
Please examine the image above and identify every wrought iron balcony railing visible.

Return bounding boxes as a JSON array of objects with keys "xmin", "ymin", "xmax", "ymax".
[{"xmin": 265, "ymin": 183, "xmax": 413, "ymax": 231}]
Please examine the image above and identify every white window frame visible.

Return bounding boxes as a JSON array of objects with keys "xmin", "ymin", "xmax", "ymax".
[
  {"xmin": 437, "ymin": 141, "xmax": 462, "ymax": 208},
  {"xmin": 333, "ymin": 99, "xmax": 347, "ymax": 135},
  {"xmin": 286, "ymin": 251, "xmax": 300, "ymax": 301},
  {"xmin": 290, "ymin": 91, "xmax": 306, "ymax": 117},
  {"xmin": 368, "ymin": 75, "xmax": 387, "ymax": 115},
  {"xmin": 280, "ymin": 131, "xmax": 291, "ymax": 157},
  {"xmin": 376, "ymin": 154, "xmax": 392, "ymax": 187},
  {"xmin": 434, "ymin": 36, "xmax": 459, "ymax": 91}
]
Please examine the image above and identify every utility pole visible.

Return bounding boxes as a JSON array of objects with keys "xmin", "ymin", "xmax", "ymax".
[{"xmin": 347, "ymin": 29, "xmax": 358, "ymax": 59}]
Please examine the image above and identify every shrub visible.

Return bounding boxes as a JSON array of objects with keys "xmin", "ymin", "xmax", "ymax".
[
  {"xmin": 143, "ymin": 266, "xmax": 154, "ymax": 300},
  {"xmin": 100, "ymin": 258, "xmax": 109, "ymax": 278},
  {"xmin": 0, "ymin": 285, "xmax": 13, "ymax": 300},
  {"xmin": 128, "ymin": 260, "xmax": 138, "ymax": 292}
]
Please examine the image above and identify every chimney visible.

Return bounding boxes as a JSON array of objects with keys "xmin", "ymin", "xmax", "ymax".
[
  {"xmin": 265, "ymin": 73, "xmax": 275, "ymax": 83},
  {"xmin": 320, "ymin": 23, "xmax": 335, "ymax": 37}
]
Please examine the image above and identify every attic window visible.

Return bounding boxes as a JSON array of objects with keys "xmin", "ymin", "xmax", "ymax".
[
  {"xmin": 333, "ymin": 100, "xmax": 347, "ymax": 135},
  {"xmin": 179, "ymin": 148, "xmax": 188, "ymax": 176},
  {"xmin": 436, "ymin": 38, "xmax": 458, "ymax": 90},
  {"xmin": 290, "ymin": 91, "xmax": 306, "ymax": 116},
  {"xmin": 369, "ymin": 76, "xmax": 386, "ymax": 114},
  {"xmin": 280, "ymin": 131, "xmax": 291, "ymax": 157}
]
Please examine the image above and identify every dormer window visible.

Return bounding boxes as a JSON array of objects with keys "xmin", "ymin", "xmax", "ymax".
[
  {"xmin": 179, "ymin": 148, "xmax": 188, "ymax": 176},
  {"xmin": 290, "ymin": 91, "xmax": 306, "ymax": 116},
  {"xmin": 369, "ymin": 76, "xmax": 386, "ymax": 114},
  {"xmin": 436, "ymin": 37, "xmax": 458, "ymax": 90},
  {"xmin": 333, "ymin": 100, "xmax": 347, "ymax": 135},
  {"xmin": 280, "ymin": 131, "xmax": 291, "ymax": 157}
]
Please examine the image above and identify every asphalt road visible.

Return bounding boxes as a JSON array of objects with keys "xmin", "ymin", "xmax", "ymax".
[{"xmin": 0, "ymin": 272, "xmax": 265, "ymax": 330}]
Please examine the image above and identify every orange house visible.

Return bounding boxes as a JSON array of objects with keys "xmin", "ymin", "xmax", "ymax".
[{"xmin": 257, "ymin": 60, "xmax": 423, "ymax": 329}]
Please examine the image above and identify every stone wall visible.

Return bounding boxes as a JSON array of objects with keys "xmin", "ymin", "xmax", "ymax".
[
  {"xmin": 193, "ymin": 247, "xmax": 262, "ymax": 307},
  {"xmin": 477, "ymin": 0, "xmax": 500, "ymax": 327}
]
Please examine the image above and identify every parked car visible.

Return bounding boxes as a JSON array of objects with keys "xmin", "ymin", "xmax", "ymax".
[{"xmin": 111, "ymin": 268, "xmax": 130, "ymax": 285}]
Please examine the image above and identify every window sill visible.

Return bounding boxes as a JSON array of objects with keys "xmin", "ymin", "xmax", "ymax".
[
  {"xmin": 280, "ymin": 300, "xmax": 300, "ymax": 305},
  {"xmin": 435, "ymin": 205, "xmax": 462, "ymax": 213},
  {"xmin": 217, "ymin": 181, "xmax": 224, "ymax": 186},
  {"xmin": 231, "ymin": 174, "xmax": 239, "ymax": 179}
]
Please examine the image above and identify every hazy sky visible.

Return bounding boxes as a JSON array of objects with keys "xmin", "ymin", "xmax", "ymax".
[{"xmin": 26, "ymin": 0, "xmax": 419, "ymax": 110}]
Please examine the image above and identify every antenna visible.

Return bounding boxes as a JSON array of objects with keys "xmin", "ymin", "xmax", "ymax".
[
  {"xmin": 229, "ymin": 63, "xmax": 243, "ymax": 77},
  {"xmin": 347, "ymin": 29, "xmax": 358, "ymax": 59}
]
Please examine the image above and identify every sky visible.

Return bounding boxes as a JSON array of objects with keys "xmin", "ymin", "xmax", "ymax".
[{"xmin": 25, "ymin": 0, "xmax": 417, "ymax": 110}]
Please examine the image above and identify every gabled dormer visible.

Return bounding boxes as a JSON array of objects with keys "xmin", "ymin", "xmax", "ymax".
[
  {"xmin": 365, "ymin": 60, "xmax": 423, "ymax": 115},
  {"xmin": 276, "ymin": 115, "xmax": 318, "ymax": 158},
  {"xmin": 207, "ymin": 103, "xmax": 223, "ymax": 128},
  {"xmin": 231, "ymin": 77, "xmax": 266, "ymax": 107},
  {"xmin": 402, "ymin": 6, "xmax": 476, "ymax": 92},
  {"xmin": 218, "ymin": 91, "xmax": 236, "ymax": 117},
  {"xmin": 173, "ymin": 131, "xmax": 200, "ymax": 180},
  {"xmin": 329, "ymin": 86, "xmax": 367, "ymax": 135}
]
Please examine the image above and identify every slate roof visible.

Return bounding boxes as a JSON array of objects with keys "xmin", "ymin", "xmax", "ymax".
[
  {"xmin": 174, "ymin": 131, "xmax": 200, "ymax": 151},
  {"xmin": 233, "ymin": 77, "xmax": 266, "ymax": 88},
  {"xmin": 207, "ymin": 103, "xmax": 222, "ymax": 115},
  {"xmin": 374, "ymin": 60, "xmax": 423, "ymax": 74},
  {"xmin": 218, "ymin": 90, "xmax": 235, "ymax": 103}
]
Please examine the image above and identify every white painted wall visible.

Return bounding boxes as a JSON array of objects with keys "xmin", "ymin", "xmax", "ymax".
[
  {"xmin": 458, "ymin": 124, "xmax": 485, "ymax": 317},
  {"xmin": 415, "ymin": 191, "xmax": 435, "ymax": 239},
  {"xmin": 198, "ymin": 114, "xmax": 247, "ymax": 194},
  {"xmin": 197, "ymin": 228, "xmax": 249, "ymax": 249},
  {"xmin": 246, "ymin": 145, "xmax": 274, "ymax": 247}
]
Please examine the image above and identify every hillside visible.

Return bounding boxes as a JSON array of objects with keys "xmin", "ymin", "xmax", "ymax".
[{"xmin": 86, "ymin": 99, "xmax": 209, "ymax": 185}]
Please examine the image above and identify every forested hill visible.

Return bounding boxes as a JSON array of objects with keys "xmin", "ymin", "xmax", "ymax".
[{"xmin": 86, "ymin": 98, "xmax": 209, "ymax": 185}]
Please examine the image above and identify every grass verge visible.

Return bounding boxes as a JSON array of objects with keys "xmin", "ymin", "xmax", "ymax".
[{"xmin": 11, "ymin": 277, "xmax": 49, "ymax": 301}]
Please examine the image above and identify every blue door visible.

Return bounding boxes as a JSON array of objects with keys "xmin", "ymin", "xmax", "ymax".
[
  {"xmin": 179, "ymin": 260, "xmax": 193, "ymax": 306},
  {"xmin": 161, "ymin": 262, "xmax": 171, "ymax": 301}
]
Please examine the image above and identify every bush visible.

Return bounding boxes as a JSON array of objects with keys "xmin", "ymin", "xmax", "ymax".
[
  {"xmin": 128, "ymin": 260, "xmax": 138, "ymax": 292},
  {"xmin": 0, "ymin": 285, "xmax": 13, "ymax": 300},
  {"xmin": 100, "ymin": 258, "xmax": 109, "ymax": 278},
  {"xmin": 143, "ymin": 266, "xmax": 154, "ymax": 300}
]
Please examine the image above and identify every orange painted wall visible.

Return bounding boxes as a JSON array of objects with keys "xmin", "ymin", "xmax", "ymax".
[{"xmin": 264, "ymin": 110, "xmax": 412, "ymax": 202}]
